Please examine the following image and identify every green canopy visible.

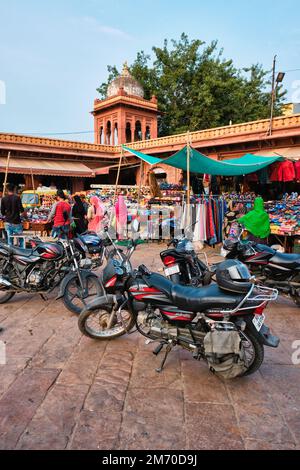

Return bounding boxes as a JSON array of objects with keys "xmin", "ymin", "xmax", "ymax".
[
  {"xmin": 122, "ymin": 145, "xmax": 161, "ymax": 165},
  {"xmin": 123, "ymin": 145, "xmax": 284, "ymax": 176}
]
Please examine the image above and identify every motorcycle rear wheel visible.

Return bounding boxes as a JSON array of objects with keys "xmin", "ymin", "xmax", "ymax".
[
  {"xmin": 78, "ymin": 306, "xmax": 135, "ymax": 339},
  {"xmin": 0, "ymin": 291, "xmax": 15, "ymax": 304},
  {"xmin": 239, "ymin": 327, "xmax": 264, "ymax": 376}
]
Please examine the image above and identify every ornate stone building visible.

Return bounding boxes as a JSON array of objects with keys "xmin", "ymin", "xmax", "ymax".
[
  {"xmin": 1, "ymin": 65, "xmax": 300, "ymax": 192},
  {"xmin": 93, "ymin": 63, "xmax": 159, "ymax": 146}
]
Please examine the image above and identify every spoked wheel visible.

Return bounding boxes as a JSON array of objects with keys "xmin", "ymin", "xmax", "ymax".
[
  {"xmin": 78, "ymin": 306, "xmax": 135, "ymax": 339},
  {"xmin": 0, "ymin": 291, "xmax": 15, "ymax": 304},
  {"xmin": 290, "ymin": 275, "xmax": 300, "ymax": 306},
  {"xmin": 62, "ymin": 274, "xmax": 103, "ymax": 315},
  {"xmin": 239, "ymin": 327, "xmax": 264, "ymax": 376},
  {"xmin": 0, "ymin": 261, "xmax": 15, "ymax": 304}
]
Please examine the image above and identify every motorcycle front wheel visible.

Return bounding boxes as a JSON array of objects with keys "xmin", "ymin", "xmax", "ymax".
[
  {"xmin": 78, "ymin": 306, "xmax": 135, "ymax": 339},
  {"xmin": 62, "ymin": 274, "xmax": 103, "ymax": 315}
]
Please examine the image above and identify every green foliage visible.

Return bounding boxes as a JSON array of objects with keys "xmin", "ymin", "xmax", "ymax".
[{"xmin": 97, "ymin": 33, "xmax": 286, "ymax": 136}]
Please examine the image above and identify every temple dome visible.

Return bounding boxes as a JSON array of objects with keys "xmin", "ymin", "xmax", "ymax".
[{"xmin": 107, "ymin": 62, "xmax": 144, "ymax": 98}]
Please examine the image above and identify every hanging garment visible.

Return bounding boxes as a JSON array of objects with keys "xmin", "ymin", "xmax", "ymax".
[
  {"xmin": 206, "ymin": 200, "xmax": 217, "ymax": 245},
  {"xmin": 295, "ymin": 160, "xmax": 300, "ymax": 180},
  {"xmin": 193, "ymin": 204, "xmax": 202, "ymax": 242},
  {"xmin": 278, "ymin": 160, "xmax": 296, "ymax": 182},
  {"xmin": 245, "ymin": 172, "xmax": 259, "ymax": 182},
  {"xmin": 269, "ymin": 162, "xmax": 281, "ymax": 182},
  {"xmin": 258, "ymin": 166, "xmax": 269, "ymax": 184}
]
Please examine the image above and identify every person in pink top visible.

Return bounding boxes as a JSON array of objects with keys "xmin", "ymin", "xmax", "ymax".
[
  {"xmin": 87, "ymin": 196, "xmax": 105, "ymax": 233},
  {"xmin": 115, "ymin": 195, "xmax": 128, "ymax": 239}
]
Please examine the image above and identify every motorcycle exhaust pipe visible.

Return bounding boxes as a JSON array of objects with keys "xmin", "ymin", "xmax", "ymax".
[{"xmin": 0, "ymin": 276, "xmax": 12, "ymax": 290}]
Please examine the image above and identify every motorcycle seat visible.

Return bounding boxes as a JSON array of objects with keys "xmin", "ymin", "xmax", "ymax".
[
  {"xmin": 1, "ymin": 243, "xmax": 33, "ymax": 257},
  {"xmin": 269, "ymin": 252, "xmax": 300, "ymax": 268},
  {"xmin": 171, "ymin": 283, "xmax": 244, "ymax": 311},
  {"xmin": 142, "ymin": 272, "xmax": 246, "ymax": 312}
]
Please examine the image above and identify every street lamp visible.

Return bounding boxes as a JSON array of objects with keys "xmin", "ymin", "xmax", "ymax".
[
  {"xmin": 276, "ymin": 72, "xmax": 285, "ymax": 84},
  {"xmin": 268, "ymin": 56, "xmax": 285, "ymax": 136}
]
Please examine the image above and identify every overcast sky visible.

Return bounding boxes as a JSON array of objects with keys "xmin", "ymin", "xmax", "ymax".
[{"xmin": 0, "ymin": 0, "xmax": 299, "ymax": 141}]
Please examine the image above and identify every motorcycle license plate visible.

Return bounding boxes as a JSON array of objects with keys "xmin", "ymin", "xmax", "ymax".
[
  {"xmin": 252, "ymin": 313, "xmax": 265, "ymax": 331},
  {"xmin": 164, "ymin": 264, "xmax": 180, "ymax": 276}
]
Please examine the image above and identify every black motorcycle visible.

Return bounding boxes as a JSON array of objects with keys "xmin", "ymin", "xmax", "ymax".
[
  {"xmin": 221, "ymin": 225, "xmax": 300, "ymax": 306},
  {"xmin": 0, "ymin": 237, "xmax": 102, "ymax": 314},
  {"xmin": 160, "ymin": 236, "xmax": 211, "ymax": 286},
  {"xmin": 78, "ymin": 255, "xmax": 279, "ymax": 379}
]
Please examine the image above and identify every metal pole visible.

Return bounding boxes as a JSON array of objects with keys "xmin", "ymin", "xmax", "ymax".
[
  {"xmin": 3, "ymin": 151, "xmax": 11, "ymax": 195},
  {"xmin": 268, "ymin": 55, "xmax": 277, "ymax": 136},
  {"xmin": 113, "ymin": 146, "xmax": 124, "ymax": 205},
  {"xmin": 186, "ymin": 132, "xmax": 191, "ymax": 203}
]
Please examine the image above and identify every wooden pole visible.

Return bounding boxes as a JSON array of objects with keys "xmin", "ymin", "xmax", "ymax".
[
  {"xmin": 3, "ymin": 151, "xmax": 11, "ymax": 195},
  {"xmin": 137, "ymin": 160, "xmax": 143, "ymax": 204},
  {"xmin": 30, "ymin": 168, "xmax": 35, "ymax": 192},
  {"xmin": 113, "ymin": 146, "xmax": 124, "ymax": 205}
]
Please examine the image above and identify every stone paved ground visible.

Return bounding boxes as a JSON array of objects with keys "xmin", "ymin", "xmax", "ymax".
[{"xmin": 0, "ymin": 243, "xmax": 300, "ymax": 450}]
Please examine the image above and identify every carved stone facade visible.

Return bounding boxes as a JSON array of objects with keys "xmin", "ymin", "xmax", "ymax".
[{"xmin": 92, "ymin": 63, "xmax": 159, "ymax": 145}]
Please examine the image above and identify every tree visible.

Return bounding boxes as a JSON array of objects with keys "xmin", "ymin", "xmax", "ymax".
[{"xmin": 97, "ymin": 33, "xmax": 286, "ymax": 136}]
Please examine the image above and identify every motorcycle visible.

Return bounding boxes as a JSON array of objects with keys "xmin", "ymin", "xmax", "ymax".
[
  {"xmin": 0, "ymin": 237, "xmax": 102, "ymax": 314},
  {"xmin": 221, "ymin": 225, "xmax": 300, "ymax": 306},
  {"xmin": 160, "ymin": 235, "xmax": 211, "ymax": 286},
  {"xmin": 78, "ymin": 254, "xmax": 279, "ymax": 379}
]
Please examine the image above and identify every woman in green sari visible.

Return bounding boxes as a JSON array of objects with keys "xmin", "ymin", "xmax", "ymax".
[{"xmin": 238, "ymin": 197, "xmax": 270, "ymax": 242}]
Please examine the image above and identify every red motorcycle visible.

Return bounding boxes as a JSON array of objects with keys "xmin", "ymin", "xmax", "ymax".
[{"xmin": 78, "ymin": 255, "xmax": 279, "ymax": 379}]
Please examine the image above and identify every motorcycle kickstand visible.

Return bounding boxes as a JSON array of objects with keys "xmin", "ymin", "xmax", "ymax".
[
  {"xmin": 155, "ymin": 341, "xmax": 174, "ymax": 373},
  {"xmin": 40, "ymin": 294, "xmax": 48, "ymax": 301}
]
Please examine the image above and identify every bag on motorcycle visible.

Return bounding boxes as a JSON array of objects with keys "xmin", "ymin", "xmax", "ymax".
[{"xmin": 203, "ymin": 329, "xmax": 247, "ymax": 379}]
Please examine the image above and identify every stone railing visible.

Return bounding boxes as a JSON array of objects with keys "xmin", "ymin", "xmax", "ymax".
[
  {"xmin": 124, "ymin": 114, "xmax": 300, "ymax": 151},
  {"xmin": 2, "ymin": 114, "xmax": 300, "ymax": 157},
  {"xmin": 0, "ymin": 132, "xmax": 118, "ymax": 153}
]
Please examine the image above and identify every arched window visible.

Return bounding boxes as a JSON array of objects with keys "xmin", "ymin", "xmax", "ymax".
[
  {"xmin": 134, "ymin": 120, "xmax": 142, "ymax": 141},
  {"xmin": 145, "ymin": 126, "xmax": 151, "ymax": 140},
  {"xmin": 126, "ymin": 122, "xmax": 132, "ymax": 143},
  {"xmin": 100, "ymin": 126, "xmax": 104, "ymax": 144},
  {"xmin": 114, "ymin": 123, "xmax": 118, "ymax": 145},
  {"xmin": 106, "ymin": 121, "xmax": 112, "ymax": 145}
]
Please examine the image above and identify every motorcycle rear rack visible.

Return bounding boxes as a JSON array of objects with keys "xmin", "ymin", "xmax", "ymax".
[{"xmin": 220, "ymin": 284, "xmax": 278, "ymax": 315}]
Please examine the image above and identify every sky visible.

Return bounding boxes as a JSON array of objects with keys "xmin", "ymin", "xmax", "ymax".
[{"xmin": 0, "ymin": 0, "xmax": 300, "ymax": 142}]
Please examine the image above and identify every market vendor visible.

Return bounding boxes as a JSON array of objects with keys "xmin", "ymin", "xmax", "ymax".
[{"xmin": 238, "ymin": 197, "xmax": 270, "ymax": 243}]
